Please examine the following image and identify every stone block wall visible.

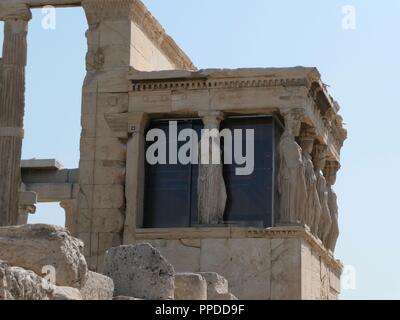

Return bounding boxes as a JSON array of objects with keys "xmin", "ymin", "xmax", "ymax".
[
  {"xmin": 76, "ymin": 0, "xmax": 196, "ymax": 271},
  {"xmin": 136, "ymin": 227, "xmax": 342, "ymax": 300}
]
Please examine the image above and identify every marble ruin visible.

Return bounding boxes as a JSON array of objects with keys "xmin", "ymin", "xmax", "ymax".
[{"xmin": 0, "ymin": 0, "xmax": 347, "ymax": 300}]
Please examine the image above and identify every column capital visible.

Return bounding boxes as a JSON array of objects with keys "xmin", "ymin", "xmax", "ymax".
[
  {"xmin": 17, "ymin": 191, "xmax": 37, "ymax": 225},
  {"xmin": 299, "ymin": 126, "xmax": 317, "ymax": 155},
  {"xmin": 0, "ymin": 1, "xmax": 31, "ymax": 21},
  {"xmin": 323, "ymin": 161, "xmax": 341, "ymax": 186},
  {"xmin": 82, "ymin": 0, "xmax": 136, "ymax": 25},
  {"xmin": 60, "ymin": 199, "xmax": 78, "ymax": 236},
  {"xmin": 313, "ymin": 143, "xmax": 329, "ymax": 172},
  {"xmin": 281, "ymin": 107, "xmax": 305, "ymax": 118},
  {"xmin": 281, "ymin": 108, "xmax": 304, "ymax": 138},
  {"xmin": 198, "ymin": 111, "xmax": 225, "ymax": 129},
  {"xmin": 299, "ymin": 126, "xmax": 317, "ymax": 142}
]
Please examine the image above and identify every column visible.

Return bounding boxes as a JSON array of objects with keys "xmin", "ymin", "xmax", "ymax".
[
  {"xmin": 18, "ymin": 190, "xmax": 37, "ymax": 225},
  {"xmin": 277, "ymin": 110, "xmax": 307, "ymax": 225},
  {"xmin": 0, "ymin": 6, "xmax": 31, "ymax": 226},
  {"xmin": 313, "ymin": 144, "xmax": 332, "ymax": 245},
  {"xmin": 198, "ymin": 111, "xmax": 227, "ymax": 225},
  {"xmin": 60, "ymin": 199, "xmax": 78, "ymax": 236},
  {"xmin": 123, "ymin": 112, "xmax": 149, "ymax": 244},
  {"xmin": 323, "ymin": 161, "xmax": 341, "ymax": 252},
  {"xmin": 299, "ymin": 127, "xmax": 321, "ymax": 235}
]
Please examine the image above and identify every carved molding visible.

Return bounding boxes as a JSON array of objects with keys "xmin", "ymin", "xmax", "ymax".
[
  {"xmin": 132, "ymin": 77, "xmax": 309, "ymax": 92},
  {"xmin": 130, "ymin": 71, "xmax": 346, "ymax": 162}
]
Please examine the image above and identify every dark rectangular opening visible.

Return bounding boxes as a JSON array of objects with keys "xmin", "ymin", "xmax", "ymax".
[
  {"xmin": 143, "ymin": 119, "xmax": 201, "ymax": 228},
  {"xmin": 221, "ymin": 116, "xmax": 281, "ymax": 228},
  {"xmin": 142, "ymin": 116, "xmax": 282, "ymax": 229}
]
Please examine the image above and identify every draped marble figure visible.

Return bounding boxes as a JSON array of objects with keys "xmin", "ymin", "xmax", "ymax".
[
  {"xmin": 300, "ymin": 132, "xmax": 322, "ymax": 235},
  {"xmin": 324, "ymin": 163, "xmax": 340, "ymax": 252},
  {"xmin": 314, "ymin": 145, "xmax": 332, "ymax": 244},
  {"xmin": 278, "ymin": 113, "xmax": 307, "ymax": 224}
]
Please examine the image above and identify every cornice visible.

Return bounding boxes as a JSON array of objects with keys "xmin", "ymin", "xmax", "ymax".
[
  {"xmin": 132, "ymin": 76, "xmax": 309, "ymax": 92},
  {"xmin": 128, "ymin": 68, "xmax": 347, "ymax": 160}
]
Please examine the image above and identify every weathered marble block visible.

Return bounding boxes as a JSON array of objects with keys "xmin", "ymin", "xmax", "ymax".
[
  {"xmin": 174, "ymin": 273, "xmax": 207, "ymax": 300},
  {"xmin": 80, "ymin": 271, "xmax": 114, "ymax": 300},
  {"xmin": 0, "ymin": 224, "xmax": 88, "ymax": 288},
  {"xmin": 0, "ymin": 260, "xmax": 54, "ymax": 300},
  {"xmin": 199, "ymin": 272, "xmax": 229, "ymax": 300},
  {"xmin": 52, "ymin": 286, "xmax": 82, "ymax": 300},
  {"xmin": 103, "ymin": 243, "xmax": 175, "ymax": 300}
]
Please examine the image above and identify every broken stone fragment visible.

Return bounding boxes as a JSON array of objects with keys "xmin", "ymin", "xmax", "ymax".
[
  {"xmin": 0, "ymin": 260, "xmax": 54, "ymax": 300},
  {"xmin": 174, "ymin": 273, "xmax": 207, "ymax": 300},
  {"xmin": 199, "ymin": 272, "xmax": 238, "ymax": 300},
  {"xmin": 213, "ymin": 292, "xmax": 238, "ymax": 300},
  {"xmin": 113, "ymin": 296, "xmax": 143, "ymax": 300},
  {"xmin": 104, "ymin": 243, "xmax": 175, "ymax": 300},
  {"xmin": 80, "ymin": 271, "xmax": 114, "ymax": 300},
  {"xmin": 51, "ymin": 286, "xmax": 83, "ymax": 300},
  {"xmin": 0, "ymin": 224, "xmax": 88, "ymax": 288}
]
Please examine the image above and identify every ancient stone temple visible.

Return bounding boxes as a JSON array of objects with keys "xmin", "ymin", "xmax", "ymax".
[{"xmin": 0, "ymin": 0, "xmax": 347, "ymax": 300}]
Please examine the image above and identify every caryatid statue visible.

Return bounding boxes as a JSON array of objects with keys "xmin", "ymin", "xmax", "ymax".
[
  {"xmin": 313, "ymin": 144, "xmax": 332, "ymax": 245},
  {"xmin": 278, "ymin": 111, "xmax": 307, "ymax": 225},
  {"xmin": 198, "ymin": 111, "xmax": 227, "ymax": 225},
  {"xmin": 299, "ymin": 129, "xmax": 322, "ymax": 235},
  {"xmin": 324, "ymin": 161, "xmax": 341, "ymax": 252}
]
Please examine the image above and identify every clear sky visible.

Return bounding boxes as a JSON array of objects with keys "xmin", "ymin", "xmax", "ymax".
[{"xmin": 1, "ymin": 0, "xmax": 399, "ymax": 300}]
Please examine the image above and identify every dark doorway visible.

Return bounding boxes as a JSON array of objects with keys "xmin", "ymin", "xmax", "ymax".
[
  {"xmin": 143, "ymin": 119, "xmax": 201, "ymax": 228},
  {"xmin": 221, "ymin": 116, "xmax": 281, "ymax": 228}
]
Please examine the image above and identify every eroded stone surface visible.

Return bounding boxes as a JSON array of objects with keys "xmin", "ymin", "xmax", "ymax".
[
  {"xmin": 174, "ymin": 273, "xmax": 207, "ymax": 300},
  {"xmin": 201, "ymin": 238, "xmax": 271, "ymax": 300},
  {"xmin": 52, "ymin": 286, "xmax": 82, "ymax": 300},
  {"xmin": 80, "ymin": 271, "xmax": 114, "ymax": 300},
  {"xmin": 199, "ymin": 272, "xmax": 229, "ymax": 300},
  {"xmin": 214, "ymin": 293, "xmax": 238, "ymax": 300},
  {"xmin": 113, "ymin": 296, "xmax": 143, "ymax": 300},
  {"xmin": 0, "ymin": 224, "xmax": 88, "ymax": 288},
  {"xmin": 104, "ymin": 243, "xmax": 175, "ymax": 300},
  {"xmin": 0, "ymin": 260, "xmax": 54, "ymax": 300}
]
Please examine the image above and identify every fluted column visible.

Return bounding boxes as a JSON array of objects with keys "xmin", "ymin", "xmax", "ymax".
[
  {"xmin": 198, "ymin": 111, "xmax": 227, "ymax": 225},
  {"xmin": 0, "ymin": 6, "xmax": 31, "ymax": 226}
]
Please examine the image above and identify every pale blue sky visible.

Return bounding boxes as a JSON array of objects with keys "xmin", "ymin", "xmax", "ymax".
[{"xmin": 1, "ymin": 0, "xmax": 399, "ymax": 300}]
